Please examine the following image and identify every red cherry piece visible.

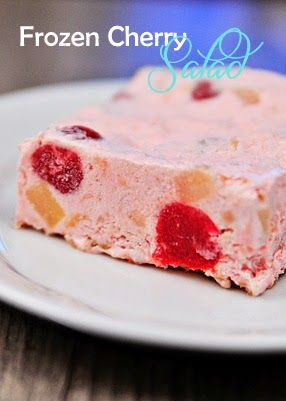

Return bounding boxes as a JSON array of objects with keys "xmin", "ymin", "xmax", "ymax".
[
  {"xmin": 112, "ymin": 91, "xmax": 132, "ymax": 101},
  {"xmin": 153, "ymin": 202, "xmax": 220, "ymax": 270},
  {"xmin": 32, "ymin": 144, "xmax": 83, "ymax": 194},
  {"xmin": 61, "ymin": 125, "xmax": 102, "ymax": 140},
  {"xmin": 192, "ymin": 80, "xmax": 219, "ymax": 100}
]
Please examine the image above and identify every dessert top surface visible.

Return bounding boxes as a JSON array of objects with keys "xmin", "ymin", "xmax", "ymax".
[{"xmin": 43, "ymin": 67, "xmax": 286, "ymax": 179}]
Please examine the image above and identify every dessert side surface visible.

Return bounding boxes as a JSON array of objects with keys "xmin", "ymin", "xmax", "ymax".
[{"xmin": 16, "ymin": 67, "xmax": 286, "ymax": 295}]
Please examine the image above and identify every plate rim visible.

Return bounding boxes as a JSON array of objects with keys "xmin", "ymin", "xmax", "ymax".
[{"xmin": 1, "ymin": 254, "xmax": 286, "ymax": 353}]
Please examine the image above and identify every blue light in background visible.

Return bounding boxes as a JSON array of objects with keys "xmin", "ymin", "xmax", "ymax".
[{"xmin": 106, "ymin": 0, "xmax": 285, "ymax": 76}]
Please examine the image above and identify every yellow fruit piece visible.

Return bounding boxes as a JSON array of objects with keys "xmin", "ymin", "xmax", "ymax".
[
  {"xmin": 230, "ymin": 139, "xmax": 239, "ymax": 150},
  {"xmin": 175, "ymin": 170, "xmax": 214, "ymax": 203},
  {"xmin": 258, "ymin": 207, "xmax": 270, "ymax": 234},
  {"xmin": 94, "ymin": 157, "xmax": 108, "ymax": 173},
  {"xmin": 128, "ymin": 210, "xmax": 146, "ymax": 228},
  {"xmin": 235, "ymin": 88, "xmax": 260, "ymax": 105},
  {"xmin": 117, "ymin": 175, "xmax": 129, "ymax": 188},
  {"xmin": 222, "ymin": 210, "xmax": 235, "ymax": 224},
  {"xmin": 65, "ymin": 213, "xmax": 88, "ymax": 229},
  {"xmin": 26, "ymin": 183, "xmax": 65, "ymax": 228}
]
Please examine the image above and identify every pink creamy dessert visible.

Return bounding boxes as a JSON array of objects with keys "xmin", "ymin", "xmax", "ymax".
[{"xmin": 16, "ymin": 67, "xmax": 286, "ymax": 295}]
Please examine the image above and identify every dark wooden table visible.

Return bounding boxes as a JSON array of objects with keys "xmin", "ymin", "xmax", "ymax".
[{"xmin": 0, "ymin": 302, "xmax": 285, "ymax": 401}]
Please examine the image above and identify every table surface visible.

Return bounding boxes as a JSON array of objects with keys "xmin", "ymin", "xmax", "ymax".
[{"xmin": 0, "ymin": 302, "xmax": 285, "ymax": 401}]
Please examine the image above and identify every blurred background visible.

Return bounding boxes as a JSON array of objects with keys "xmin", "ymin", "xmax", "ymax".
[{"xmin": 0, "ymin": 0, "xmax": 285, "ymax": 94}]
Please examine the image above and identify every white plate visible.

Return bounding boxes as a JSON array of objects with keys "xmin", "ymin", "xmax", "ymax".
[{"xmin": 1, "ymin": 80, "xmax": 286, "ymax": 353}]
